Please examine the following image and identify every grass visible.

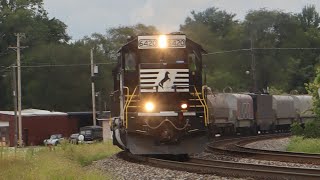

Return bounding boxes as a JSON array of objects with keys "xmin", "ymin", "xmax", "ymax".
[
  {"xmin": 287, "ymin": 136, "xmax": 320, "ymax": 154},
  {"xmin": 0, "ymin": 140, "xmax": 120, "ymax": 180}
]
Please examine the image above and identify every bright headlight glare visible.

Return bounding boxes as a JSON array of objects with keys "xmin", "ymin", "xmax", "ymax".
[
  {"xmin": 181, "ymin": 103, "xmax": 188, "ymax": 109},
  {"xmin": 145, "ymin": 102, "xmax": 155, "ymax": 112},
  {"xmin": 158, "ymin": 35, "xmax": 167, "ymax": 48}
]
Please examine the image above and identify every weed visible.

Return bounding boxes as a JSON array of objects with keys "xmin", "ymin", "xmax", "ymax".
[{"xmin": 287, "ymin": 136, "xmax": 320, "ymax": 153}]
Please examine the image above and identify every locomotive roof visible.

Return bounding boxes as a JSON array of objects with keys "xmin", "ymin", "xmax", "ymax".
[{"xmin": 117, "ymin": 34, "xmax": 207, "ymax": 54}]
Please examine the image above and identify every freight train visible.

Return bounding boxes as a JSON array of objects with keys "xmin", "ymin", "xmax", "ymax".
[
  {"xmin": 110, "ymin": 33, "xmax": 209, "ymax": 155},
  {"xmin": 110, "ymin": 33, "xmax": 315, "ymax": 155},
  {"xmin": 207, "ymin": 92, "xmax": 315, "ymax": 136}
]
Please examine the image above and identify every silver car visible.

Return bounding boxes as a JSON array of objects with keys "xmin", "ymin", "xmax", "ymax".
[{"xmin": 43, "ymin": 134, "xmax": 64, "ymax": 146}]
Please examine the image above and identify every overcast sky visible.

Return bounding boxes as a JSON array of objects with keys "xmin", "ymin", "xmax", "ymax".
[{"xmin": 43, "ymin": 0, "xmax": 320, "ymax": 40}]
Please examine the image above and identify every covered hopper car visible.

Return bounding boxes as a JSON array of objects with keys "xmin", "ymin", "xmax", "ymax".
[{"xmin": 207, "ymin": 93, "xmax": 315, "ymax": 135}]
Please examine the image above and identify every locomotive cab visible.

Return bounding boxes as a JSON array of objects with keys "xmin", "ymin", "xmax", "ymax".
[{"xmin": 111, "ymin": 34, "xmax": 208, "ymax": 154}]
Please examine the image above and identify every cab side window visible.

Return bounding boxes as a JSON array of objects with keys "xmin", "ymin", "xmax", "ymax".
[
  {"xmin": 125, "ymin": 52, "xmax": 136, "ymax": 71},
  {"xmin": 188, "ymin": 53, "xmax": 197, "ymax": 71}
]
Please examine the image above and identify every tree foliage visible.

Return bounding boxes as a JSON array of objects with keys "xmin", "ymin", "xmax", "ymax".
[
  {"xmin": 80, "ymin": 24, "xmax": 158, "ymax": 61},
  {"xmin": 180, "ymin": 5, "xmax": 320, "ymax": 93},
  {"xmin": 1, "ymin": 3, "xmax": 320, "ymax": 112}
]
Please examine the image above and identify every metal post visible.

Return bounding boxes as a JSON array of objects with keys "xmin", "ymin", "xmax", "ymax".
[
  {"xmin": 251, "ymin": 38, "xmax": 257, "ymax": 93},
  {"xmin": 11, "ymin": 65, "xmax": 18, "ymax": 147},
  {"xmin": 91, "ymin": 49, "xmax": 96, "ymax": 126}
]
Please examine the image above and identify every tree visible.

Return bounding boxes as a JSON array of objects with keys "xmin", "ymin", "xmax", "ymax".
[
  {"xmin": 0, "ymin": 0, "xmax": 69, "ymax": 56},
  {"xmin": 180, "ymin": 7, "xmax": 250, "ymax": 91},
  {"xmin": 298, "ymin": 5, "xmax": 320, "ymax": 31},
  {"xmin": 182, "ymin": 7, "xmax": 237, "ymax": 38},
  {"xmin": 0, "ymin": 0, "xmax": 70, "ymax": 110},
  {"xmin": 79, "ymin": 24, "xmax": 158, "ymax": 61},
  {"xmin": 180, "ymin": 6, "xmax": 320, "ymax": 93}
]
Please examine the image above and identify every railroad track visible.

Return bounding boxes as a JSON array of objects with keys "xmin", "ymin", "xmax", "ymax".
[
  {"xmin": 207, "ymin": 134, "xmax": 320, "ymax": 165},
  {"xmin": 120, "ymin": 151, "xmax": 320, "ymax": 180}
]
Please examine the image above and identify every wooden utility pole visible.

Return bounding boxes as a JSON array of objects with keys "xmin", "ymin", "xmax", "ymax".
[
  {"xmin": 11, "ymin": 65, "xmax": 18, "ymax": 147},
  {"xmin": 91, "ymin": 49, "xmax": 96, "ymax": 126},
  {"xmin": 9, "ymin": 33, "xmax": 26, "ymax": 147},
  {"xmin": 16, "ymin": 33, "xmax": 23, "ymax": 147}
]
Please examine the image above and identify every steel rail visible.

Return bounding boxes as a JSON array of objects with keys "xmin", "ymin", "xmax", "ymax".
[
  {"xmin": 123, "ymin": 152, "xmax": 320, "ymax": 180},
  {"xmin": 207, "ymin": 134, "xmax": 320, "ymax": 164}
]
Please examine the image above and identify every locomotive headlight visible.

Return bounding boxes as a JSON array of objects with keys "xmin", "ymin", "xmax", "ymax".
[
  {"xmin": 145, "ymin": 102, "xmax": 155, "ymax": 112},
  {"xmin": 181, "ymin": 103, "xmax": 188, "ymax": 109},
  {"xmin": 158, "ymin": 35, "xmax": 168, "ymax": 48}
]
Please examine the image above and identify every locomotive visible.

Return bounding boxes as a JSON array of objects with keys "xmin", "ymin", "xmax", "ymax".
[
  {"xmin": 110, "ymin": 33, "xmax": 208, "ymax": 154},
  {"xmin": 207, "ymin": 92, "xmax": 315, "ymax": 135}
]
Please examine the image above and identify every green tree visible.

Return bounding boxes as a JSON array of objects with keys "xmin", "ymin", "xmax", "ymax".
[
  {"xmin": 298, "ymin": 5, "xmax": 320, "ymax": 31},
  {"xmin": 80, "ymin": 24, "xmax": 158, "ymax": 61},
  {"xmin": 181, "ymin": 7, "xmax": 250, "ymax": 91}
]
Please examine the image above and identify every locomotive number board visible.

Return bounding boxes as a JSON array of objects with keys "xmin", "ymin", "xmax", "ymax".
[{"xmin": 138, "ymin": 35, "xmax": 186, "ymax": 49}]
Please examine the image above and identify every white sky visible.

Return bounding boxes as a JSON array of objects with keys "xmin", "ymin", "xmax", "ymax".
[{"xmin": 43, "ymin": 0, "xmax": 320, "ymax": 40}]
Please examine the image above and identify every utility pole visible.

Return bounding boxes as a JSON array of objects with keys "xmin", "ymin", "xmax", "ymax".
[
  {"xmin": 98, "ymin": 92, "xmax": 103, "ymax": 116},
  {"xmin": 250, "ymin": 38, "xmax": 257, "ymax": 93},
  {"xmin": 16, "ymin": 33, "xmax": 23, "ymax": 147},
  {"xmin": 9, "ymin": 33, "xmax": 26, "ymax": 147},
  {"xmin": 91, "ymin": 49, "xmax": 96, "ymax": 126},
  {"xmin": 11, "ymin": 65, "xmax": 18, "ymax": 147}
]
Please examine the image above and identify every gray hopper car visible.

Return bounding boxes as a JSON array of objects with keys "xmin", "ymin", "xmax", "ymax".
[{"xmin": 207, "ymin": 93, "xmax": 316, "ymax": 135}]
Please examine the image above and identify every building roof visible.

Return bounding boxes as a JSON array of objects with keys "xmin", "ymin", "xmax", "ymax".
[{"xmin": 0, "ymin": 109, "xmax": 67, "ymax": 116}]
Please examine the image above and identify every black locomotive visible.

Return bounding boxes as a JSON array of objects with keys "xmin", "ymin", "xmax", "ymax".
[{"xmin": 110, "ymin": 33, "xmax": 208, "ymax": 154}]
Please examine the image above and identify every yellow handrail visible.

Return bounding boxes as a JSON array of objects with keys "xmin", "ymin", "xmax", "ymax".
[
  {"xmin": 123, "ymin": 86, "xmax": 129, "ymax": 108},
  {"xmin": 202, "ymin": 85, "xmax": 209, "ymax": 126},
  {"xmin": 194, "ymin": 86, "xmax": 208, "ymax": 126},
  {"xmin": 125, "ymin": 86, "xmax": 138, "ymax": 128}
]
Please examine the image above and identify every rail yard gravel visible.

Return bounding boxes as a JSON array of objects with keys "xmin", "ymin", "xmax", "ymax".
[
  {"xmin": 244, "ymin": 137, "xmax": 290, "ymax": 151},
  {"xmin": 88, "ymin": 138, "xmax": 320, "ymax": 179},
  {"xmin": 193, "ymin": 137, "xmax": 320, "ymax": 169},
  {"xmin": 89, "ymin": 154, "xmax": 247, "ymax": 180}
]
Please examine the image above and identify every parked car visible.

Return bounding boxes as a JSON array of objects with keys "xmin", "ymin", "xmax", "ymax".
[
  {"xmin": 69, "ymin": 133, "xmax": 79, "ymax": 144},
  {"xmin": 43, "ymin": 134, "xmax": 64, "ymax": 146},
  {"xmin": 78, "ymin": 126, "xmax": 103, "ymax": 143}
]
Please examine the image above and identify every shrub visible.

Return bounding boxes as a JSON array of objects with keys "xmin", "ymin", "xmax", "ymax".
[
  {"xmin": 304, "ymin": 121, "xmax": 320, "ymax": 138},
  {"xmin": 290, "ymin": 122, "xmax": 304, "ymax": 136}
]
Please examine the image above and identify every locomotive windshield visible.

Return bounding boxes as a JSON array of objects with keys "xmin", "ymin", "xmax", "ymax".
[{"xmin": 139, "ymin": 49, "xmax": 187, "ymax": 64}]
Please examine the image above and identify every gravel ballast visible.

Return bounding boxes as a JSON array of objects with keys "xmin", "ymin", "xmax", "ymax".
[
  {"xmin": 89, "ymin": 155, "xmax": 246, "ymax": 180},
  {"xmin": 88, "ymin": 137, "xmax": 319, "ymax": 179},
  {"xmin": 244, "ymin": 137, "xmax": 290, "ymax": 151}
]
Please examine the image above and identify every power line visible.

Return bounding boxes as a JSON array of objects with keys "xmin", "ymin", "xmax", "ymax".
[
  {"xmin": 204, "ymin": 47, "xmax": 320, "ymax": 55},
  {"xmin": 0, "ymin": 65, "xmax": 13, "ymax": 73},
  {"xmin": 253, "ymin": 47, "xmax": 320, "ymax": 50},
  {"xmin": 11, "ymin": 62, "xmax": 116, "ymax": 68},
  {"xmin": 204, "ymin": 49, "xmax": 251, "ymax": 55}
]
